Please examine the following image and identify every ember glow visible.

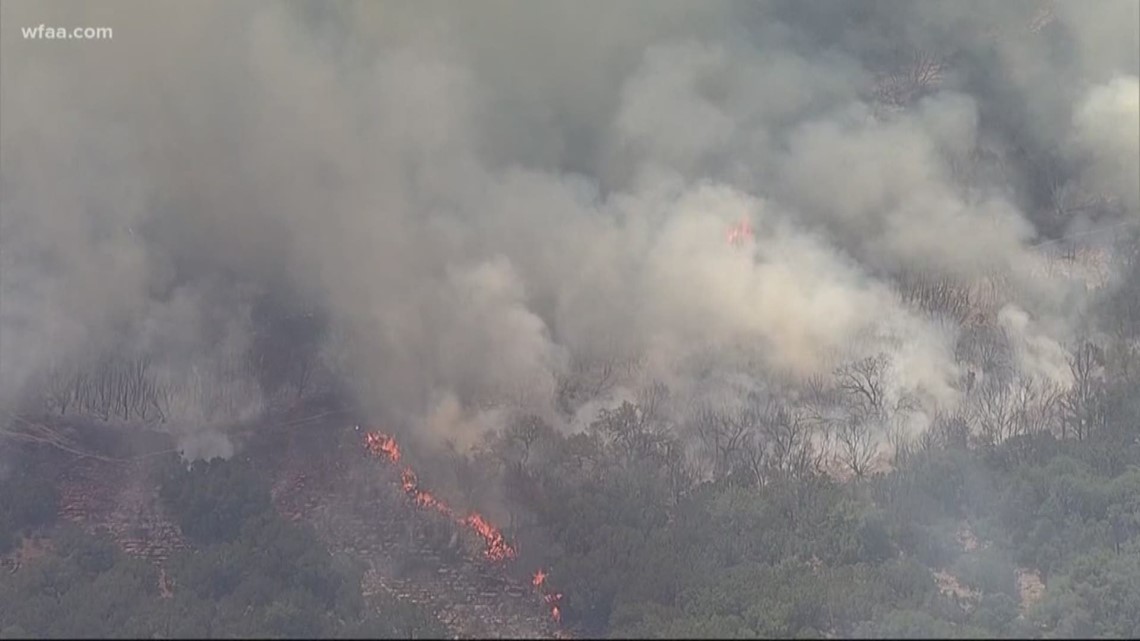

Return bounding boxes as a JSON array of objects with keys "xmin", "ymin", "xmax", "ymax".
[
  {"xmin": 532, "ymin": 568, "xmax": 563, "ymax": 623},
  {"xmin": 363, "ymin": 431, "xmax": 515, "ymax": 562},
  {"xmin": 726, "ymin": 218, "xmax": 755, "ymax": 246},
  {"xmin": 400, "ymin": 467, "xmax": 454, "ymax": 517},
  {"xmin": 547, "ymin": 594, "xmax": 563, "ymax": 623},
  {"xmin": 400, "ymin": 468, "xmax": 417, "ymax": 492}
]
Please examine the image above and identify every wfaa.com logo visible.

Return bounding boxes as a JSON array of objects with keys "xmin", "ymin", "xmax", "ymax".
[{"xmin": 21, "ymin": 24, "xmax": 114, "ymax": 40}]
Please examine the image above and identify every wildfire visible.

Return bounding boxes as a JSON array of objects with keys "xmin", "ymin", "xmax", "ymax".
[
  {"xmin": 532, "ymin": 568, "xmax": 563, "ymax": 623},
  {"xmin": 547, "ymin": 594, "xmax": 563, "ymax": 623},
  {"xmin": 400, "ymin": 468, "xmax": 454, "ymax": 516},
  {"xmin": 464, "ymin": 513, "xmax": 516, "ymax": 562},
  {"xmin": 400, "ymin": 468, "xmax": 417, "ymax": 492},
  {"xmin": 726, "ymin": 218, "xmax": 754, "ymax": 246},
  {"xmin": 365, "ymin": 432, "xmax": 401, "ymax": 463},
  {"xmin": 363, "ymin": 430, "xmax": 515, "ymax": 562}
]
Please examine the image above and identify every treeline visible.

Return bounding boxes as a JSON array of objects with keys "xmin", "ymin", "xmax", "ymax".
[
  {"xmin": 29, "ymin": 301, "xmax": 334, "ymax": 427},
  {"xmin": 466, "ymin": 240, "xmax": 1140, "ymax": 637},
  {"xmin": 531, "ymin": 246, "xmax": 1140, "ymax": 494},
  {"xmin": 0, "ymin": 455, "xmax": 445, "ymax": 639},
  {"xmin": 34, "ymin": 351, "xmax": 271, "ymax": 430},
  {"xmin": 40, "ymin": 356, "xmax": 168, "ymax": 423},
  {"xmin": 0, "ymin": 458, "xmax": 59, "ymax": 555},
  {"xmin": 466, "ymin": 399, "xmax": 1140, "ymax": 637}
]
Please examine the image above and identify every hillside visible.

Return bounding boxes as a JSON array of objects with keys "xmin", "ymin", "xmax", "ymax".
[{"xmin": 1, "ymin": 413, "xmax": 565, "ymax": 638}]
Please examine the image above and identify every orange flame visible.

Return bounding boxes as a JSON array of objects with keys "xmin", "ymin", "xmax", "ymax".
[
  {"xmin": 532, "ymin": 568, "xmax": 563, "ymax": 623},
  {"xmin": 464, "ymin": 513, "xmax": 517, "ymax": 562},
  {"xmin": 415, "ymin": 490, "xmax": 454, "ymax": 517},
  {"xmin": 364, "ymin": 431, "xmax": 514, "ymax": 562},
  {"xmin": 400, "ymin": 468, "xmax": 417, "ymax": 492},
  {"xmin": 364, "ymin": 431, "xmax": 401, "ymax": 463},
  {"xmin": 398, "ymin": 468, "xmax": 454, "ymax": 517}
]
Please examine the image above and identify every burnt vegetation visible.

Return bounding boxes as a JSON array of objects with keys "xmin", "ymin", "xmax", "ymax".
[
  {"xmin": 3, "ymin": 0, "xmax": 1140, "ymax": 639},
  {"xmin": 3, "ymin": 246, "xmax": 1140, "ymax": 640},
  {"xmin": 3, "ymin": 145, "xmax": 1139, "ymax": 640}
]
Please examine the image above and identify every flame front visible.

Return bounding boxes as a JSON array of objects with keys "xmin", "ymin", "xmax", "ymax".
[
  {"xmin": 400, "ymin": 467, "xmax": 454, "ymax": 517},
  {"xmin": 365, "ymin": 432, "xmax": 401, "ymax": 463},
  {"xmin": 400, "ymin": 468, "xmax": 417, "ymax": 492},
  {"xmin": 464, "ymin": 513, "xmax": 516, "ymax": 562},
  {"xmin": 363, "ymin": 430, "xmax": 514, "ymax": 562}
]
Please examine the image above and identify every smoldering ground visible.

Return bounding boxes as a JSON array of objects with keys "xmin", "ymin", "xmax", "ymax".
[{"xmin": 1, "ymin": 0, "xmax": 1137, "ymax": 460}]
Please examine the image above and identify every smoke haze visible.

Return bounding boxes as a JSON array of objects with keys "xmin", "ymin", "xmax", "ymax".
[{"xmin": 2, "ymin": 0, "xmax": 1137, "ymax": 457}]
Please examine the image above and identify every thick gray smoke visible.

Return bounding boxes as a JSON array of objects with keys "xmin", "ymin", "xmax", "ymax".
[{"xmin": 1, "ymin": 1, "xmax": 1137, "ymax": 457}]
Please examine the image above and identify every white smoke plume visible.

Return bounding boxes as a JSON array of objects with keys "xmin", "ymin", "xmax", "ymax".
[
  {"xmin": 2, "ymin": 1, "xmax": 1136, "ymax": 458},
  {"xmin": 1071, "ymin": 75, "xmax": 1140, "ymax": 215}
]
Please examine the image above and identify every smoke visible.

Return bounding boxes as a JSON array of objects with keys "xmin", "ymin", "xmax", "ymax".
[
  {"xmin": 175, "ymin": 429, "xmax": 236, "ymax": 463},
  {"xmin": 997, "ymin": 304, "xmax": 1075, "ymax": 389},
  {"xmin": 1071, "ymin": 75, "xmax": 1140, "ymax": 215},
  {"xmin": 2, "ymin": 1, "xmax": 1137, "ymax": 458}
]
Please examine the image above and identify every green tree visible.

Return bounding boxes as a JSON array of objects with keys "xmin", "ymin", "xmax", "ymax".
[
  {"xmin": 158, "ymin": 456, "xmax": 272, "ymax": 545},
  {"xmin": 1030, "ymin": 540, "xmax": 1140, "ymax": 637}
]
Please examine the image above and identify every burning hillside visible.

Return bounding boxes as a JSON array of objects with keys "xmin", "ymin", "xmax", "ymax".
[
  {"xmin": 361, "ymin": 428, "xmax": 572, "ymax": 624},
  {"xmin": 533, "ymin": 569, "xmax": 563, "ymax": 623},
  {"xmin": 361, "ymin": 428, "xmax": 517, "ymax": 562}
]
